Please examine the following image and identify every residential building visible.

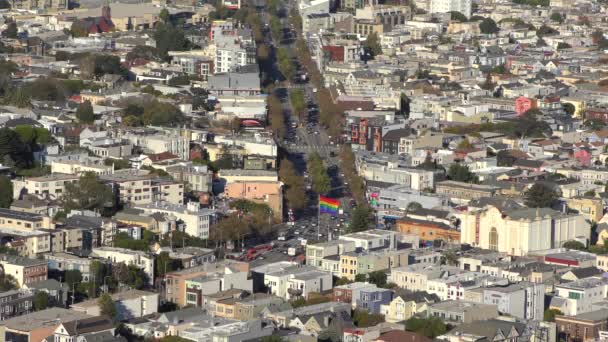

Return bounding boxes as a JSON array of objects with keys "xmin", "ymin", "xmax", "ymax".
[
  {"xmin": 1, "ymin": 307, "xmax": 93, "ymax": 342},
  {"xmin": 166, "ymin": 165, "xmax": 213, "ymax": 193},
  {"xmin": 134, "ymin": 202, "xmax": 215, "ymax": 239},
  {"xmin": 555, "ymin": 309, "xmax": 608, "ymax": 342},
  {"xmin": 50, "ymin": 160, "xmax": 114, "ymax": 176},
  {"xmin": 475, "ymin": 282, "xmax": 545, "ymax": 320},
  {"xmin": 428, "ymin": 300, "xmax": 498, "ymax": 324},
  {"xmin": 552, "ymin": 278, "xmax": 608, "ymax": 316},
  {"xmin": 11, "ymin": 174, "xmax": 79, "ymax": 200},
  {"xmin": 0, "ymin": 208, "xmax": 53, "ymax": 231},
  {"xmin": 71, "ymin": 290, "xmax": 159, "ymax": 321},
  {"xmin": 429, "ymin": 0, "xmax": 471, "ymax": 18},
  {"xmin": 0, "ymin": 289, "xmax": 35, "ymax": 321},
  {"xmin": 122, "ymin": 129, "xmax": 190, "ymax": 160},
  {"xmin": 224, "ymin": 181, "xmax": 283, "ymax": 220},
  {"xmin": 100, "ymin": 172, "xmax": 184, "ymax": 206},
  {"xmin": 264, "ymin": 265, "xmax": 332, "ymax": 300},
  {"xmin": 50, "ymin": 316, "xmax": 118, "ymax": 342},
  {"xmin": 90, "ymin": 247, "xmax": 154, "ymax": 286},
  {"xmin": 396, "ymin": 217, "xmax": 460, "ymax": 243},
  {"xmin": 0, "ymin": 256, "xmax": 48, "ymax": 287},
  {"xmin": 436, "ymin": 181, "xmax": 498, "ymax": 204}
]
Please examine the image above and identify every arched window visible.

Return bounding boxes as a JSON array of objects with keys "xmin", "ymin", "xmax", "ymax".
[{"xmin": 489, "ymin": 228, "xmax": 498, "ymax": 251}]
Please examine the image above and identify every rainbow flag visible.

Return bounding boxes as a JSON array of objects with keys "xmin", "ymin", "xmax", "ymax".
[{"xmin": 320, "ymin": 196, "xmax": 339, "ymax": 215}]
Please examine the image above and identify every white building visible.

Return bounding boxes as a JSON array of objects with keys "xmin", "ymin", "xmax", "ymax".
[
  {"xmin": 264, "ymin": 265, "xmax": 332, "ymax": 300},
  {"xmin": 429, "ymin": 0, "xmax": 471, "ymax": 18},
  {"xmin": 553, "ymin": 278, "xmax": 608, "ymax": 316},
  {"xmin": 70, "ymin": 289, "xmax": 159, "ymax": 320},
  {"xmin": 481, "ymin": 282, "xmax": 545, "ymax": 321},
  {"xmin": 134, "ymin": 202, "xmax": 215, "ymax": 239},
  {"xmin": 90, "ymin": 247, "xmax": 155, "ymax": 286}
]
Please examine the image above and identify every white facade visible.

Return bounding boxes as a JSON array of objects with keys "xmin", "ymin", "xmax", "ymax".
[
  {"xmin": 91, "ymin": 247, "xmax": 155, "ymax": 285},
  {"xmin": 554, "ymin": 279, "xmax": 608, "ymax": 316},
  {"xmin": 134, "ymin": 202, "xmax": 215, "ymax": 239},
  {"xmin": 429, "ymin": 0, "xmax": 471, "ymax": 18},
  {"xmin": 482, "ymin": 282, "xmax": 545, "ymax": 320}
]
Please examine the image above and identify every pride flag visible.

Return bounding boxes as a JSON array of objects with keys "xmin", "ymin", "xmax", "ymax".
[{"xmin": 320, "ymin": 196, "xmax": 339, "ymax": 215}]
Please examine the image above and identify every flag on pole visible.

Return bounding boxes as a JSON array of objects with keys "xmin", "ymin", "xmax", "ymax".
[{"xmin": 319, "ymin": 196, "xmax": 339, "ymax": 215}]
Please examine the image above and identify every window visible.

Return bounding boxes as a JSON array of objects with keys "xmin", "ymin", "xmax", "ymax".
[{"xmin": 489, "ymin": 227, "xmax": 498, "ymax": 251}]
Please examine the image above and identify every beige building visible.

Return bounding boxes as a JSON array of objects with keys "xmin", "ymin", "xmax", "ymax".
[
  {"xmin": 100, "ymin": 173, "xmax": 184, "ymax": 206},
  {"xmin": 566, "ymin": 197, "xmax": 603, "ymax": 223},
  {"xmin": 380, "ymin": 296, "xmax": 425, "ymax": 323},
  {"xmin": 0, "ymin": 256, "xmax": 48, "ymax": 287},
  {"xmin": 50, "ymin": 160, "xmax": 114, "ymax": 175},
  {"xmin": 596, "ymin": 254, "xmax": 608, "ymax": 272},
  {"xmin": 218, "ymin": 169, "xmax": 279, "ymax": 184},
  {"xmin": 134, "ymin": 202, "xmax": 214, "ymax": 239},
  {"xmin": 11, "ymin": 173, "xmax": 79, "ymax": 200},
  {"xmin": 435, "ymin": 181, "xmax": 498, "ymax": 204},
  {"xmin": 224, "ymin": 181, "xmax": 283, "ymax": 220},
  {"xmin": 0, "ymin": 208, "xmax": 53, "ymax": 231},
  {"xmin": 458, "ymin": 205, "xmax": 590, "ymax": 256}
]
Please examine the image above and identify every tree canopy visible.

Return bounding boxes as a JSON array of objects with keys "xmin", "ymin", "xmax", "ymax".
[
  {"xmin": 406, "ymin": 317, "xmax": 447, "ymax": 338},
  {"xmin": 154, "ymin": 23, "xmax": 192, "ymax": 60},
  {"xmin": 447, "ymin": 164, "xmax": 476, "ymax": 183},
  {"xmin": 64, "ymin": 172, "xmax": 116, "ymax": 216},
  {"xmin": 363, "ymin": 32, "xmax": 382, "ymax": 58},
  {"xmin": 524, "ymin": 183, "xmax": 558, "ymax": 208},
  {"xmin": 479, "ymin": 18, "xmax": 499, "ymax": 34},
  {"xmin": 76, "ymin": 100, "xmax": 95, "ymax": 123},
  {"xmin": 0, "ymin": 175, "xmax": 12, "ymax": 208}
]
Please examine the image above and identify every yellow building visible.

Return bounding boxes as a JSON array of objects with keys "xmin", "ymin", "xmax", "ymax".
[
  {"xmin": 596, "ymin": 254, "xmax": 608, "ymax": 272},
  {"xmin": 340, "ymin": 254, "xmax": 359, "ymax": 281},
  {"xmin": 566, "ymin": 197, "xmax": 603, "ymax": 223},
  {"xmin": 380, "ymin": 296, "xmax": 424, "ymax": 323},
  {"xmin": 561, "ymin": 97, "xmax": 586, "ymax": 119}
]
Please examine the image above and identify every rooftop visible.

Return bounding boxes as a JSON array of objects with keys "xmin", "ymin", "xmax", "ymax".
[{"xmin": 0, "ymin": 307, "xmax": 91, "ymax": 332}]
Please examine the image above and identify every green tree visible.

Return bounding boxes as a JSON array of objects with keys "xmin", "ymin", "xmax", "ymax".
[
  {"xmin": 537, "ymin": 24, "xmax": 558, "ymax": 37},
  {"xmin": 479, "ymin": 18, "xmax": 499, "ymax": 34},
  {"xmin": 153, "ymin": 23, "xmax": 191, "ymax": 60},
  {"xmin": 270, "ymin": 16, "xmax": 282, "ymax": 41},
  {"xmin": 367, "ymin": 271, "xmax": 387, "ymax": 287},
  {"xmin": 562, "ymin": 240, "xmax": 586, "ymax": 251},
  {"xmin": 308, "ymin": 152, "xmax": 331, "ymax": 194},
  {"xmin": 353, "ymin": 309, "xmax": 385, "ymax": 328},
  {"xmin": 447, "ymin": 163, "xmax": 476, "ymax": 183},
  {"xmin": 126, "ymin": 45, "xmax": 162, "ymax": 62},
  {"xmin": 156, "ymin": 251, "xmax": 178, "ymax": 277},
  {"xmin": 0, "ymin": 274, "xmax": 18, "ymax": 291},
  {"xmin": 64, "ymin": 172, "xmax": 116, "ymax": 216},
  {"xmin": 406, "ymin": 202, "xmax": 422, "ymax": 212},
  {"xmin": 355, "ymin": 273, "xmax": 367, "ymax": 282},
  {"xmin": 544, "ymin": 308, "xmax": 563, "ymax": 322},
  {"xmin": 0, "ymin": 175, "xmax": 12, "ymax": 208},
  {"xmin": 7, "ymin": 87, "xmax": 31, "ymax": 108},
  {"xmin": 557, "ymin": 42, "xmax": 571, "ymax": 50},
  {"xmin": 98, "ymin": 293, "xmax": 117, "ymax": 320},
  {"xmin": 349, "ymin": 206, "xmax": 372, "ymax": 233},
  {"xmin": 76, "ymin": 100, "xmax": 95, "ymax": 123},
  {"xmin": 524, "ymin": 183, "xmax": 558, "ymax": 208},
  {"xmin": 14, "ymin": 126, "xmax": 52, "ymax": 145},
  {"xmin": 550, "ymin": 12, "xmax": 564, "ymax": 23},
  {"xmin": 142, "ymin": 101, "xmax": 184, "ymax": 126},
  {"xmin": 363, "ymin": 32, "xmax": 382, "ymax": 58},
  {"xmin": 70, "ymin": 21, "xmax": 88, "ymax": 37},
  {"xmin": 334, "ymin": 277, "xmax": 352, "ymax": 286},
  {"xmin": 0, "ymin": 127, "xmax": 31, "ymax": 168},
  {"xmin": 449, "ymin": 11, "xmax": 468, "ymax": 22},
  {"xmin": 2, "ymin": 22, "xmax": 17, "ymax": 38},
  {"xmin": 406, "ymin": 317, "xmax": 447, "ymax": 338},
  {"xmin": 159, "ymin": 8, "xmax": 170, "ymax": 23},
  {"xmin": 33, "ymin": 291, "xmax": 49, "ymax": 311},
  {"xmin": 0, "ymin": 0, "xmax": 11, "ymax": 9},
  {"xmin": 65, "ymin": 269, "xmax": 83, "ymax": 288},
  {"xmin": 563, "ymin": 103, "xmax": 575, "ymax": 116}
]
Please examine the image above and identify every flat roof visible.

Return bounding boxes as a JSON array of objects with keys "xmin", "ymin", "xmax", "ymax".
[
  {"xmin": 0, "ymin": 307, "xmax": 91, "ymax": 332},
  {"xmin": 0, "ymin": 208, "xmax": 44, "ymax": 222}
]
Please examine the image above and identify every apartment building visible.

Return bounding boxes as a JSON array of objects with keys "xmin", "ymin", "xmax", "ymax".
[
  {"xmin": 91, "ymin": 247, "xmax": 155, "ymax": 286},
  {"xmin": 389, "ymin": 264, "xmax": 444, "ymax": 292},
  {"xmin": 10, "ymin": 0, "xmax": 67, "ymax": 10},
  {"xmin": 339, "ymin": 249, "xmax": 408, "ymax": 281},
  {"xmin": 478, "ymin": 282, "xmax": 545, "ymax": 320},
  {"xmin": 122, "ymin": 129, "xmax": 190, "ymax": 160},
  {"xmin": 134, "ymin": 202, "xmax": 215, "ymax": 239},
  {"xmin": 263, "ymin": 265, "xmax": 332, "ymax": 300},
  {"xmin": 166, "ymin": 165, "xmax": 213, "ymax": 193},
  {"xmin": 552, "ymin": 278, "xmax": 608, "ymax": 316},
  {"xmin": 11, "ymin": 174, "xmax": 79, "ymax": 200},
  {"xmin": 45, "ymin": 252, "xmax": 100, "ymax": 282},
  {"xmin": 428, "ymin": 301, "xmax": 498, "ymax": 324},
  {"xmin": 0, "ymin": 256, "xmax": 48, "ymax": 287},
  {"xmin": 224, "ymin": 181, "xmax": 283, "ymax": 220},
  {"xmin": 0, "ymin": 208, "xmax": 53, "ymax": 231},
  {"xmin": 101, "ymin": 172, "xmax": 184, "ymax": 206},
  {"xmin": 0, "ymin": 289, "xmax": 35, "ymax": 320},
  {"xmin": 71, "ymin": 289, "xmax": 159, "ymax": 321}
]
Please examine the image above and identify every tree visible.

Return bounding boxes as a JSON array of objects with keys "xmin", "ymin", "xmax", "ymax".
[
  {"xmin": 544, "ymin": 308, "xmax": 563, "ymax": 322},
  {"xmin": 0, "ymin": 176, "xmax": 12, "ymax": 208},
  {"xmin": 65, "ymin": 269, "xmax": 83, "ymax": 288},
  {"xmin": 2, "ymin": 22, "xmax": 17, "ymax": 38},
  {"xmin": 159, "ymin": 8, "xmax": 170, "ymax": 23},
  {"xmin": 308, "ymin": 152, "xmax": 331, "ymax": 194},
  {"xmin": 153, "ymin": 23, "xmax": 191, "ymax": 60},
  {"xmin": 524, "ymin": 183, "xmax": 558, "ymax": 208},
  {"xmin": 156, "ymin": 252, "xmax": 178, "ymax": 277},
  {"xmin": 363, "ymin": 32, "xmax": 382, "ymax": 58},
  {"xmin": 550, "ymin": 12, "xmax": 564, "ymax": 23},
  {"xmin": 479, "ymin": 18, "xmax": 499, "ymax": 34},
  {"xmin": 98, "ymin": 293, "xmax": 117, "ymax": 321},
  {"xmin": 33, "ymin": 291, "xmax": 49, "ymax": 311},
  {"xmin": 353, "ymin": 309, "xmax": 385, "ymax": 328},
  {"xmin": 563, "ymin": 240, "xmax": 586, "ymax": 251},
  {"xmin": 0, "ymin": 274, "xmax": 17, "ymax": 291},
  {"xmin": 563, "ymin": 103, "xmax": 575, "ymax": 116},
  {"xmin": 142, "ymin": 101, "xmax": 184, "ymax": 126},
  {"xmin": 334, "ymin": 277, "xmax": 352, "ymax": 286},
  {"xmin": 537, "ymin": 24, "xmax": 558, "ymax": 37},
  {"xmin": 557, "ymin": 42, "xmax": 571, "ymax": 50},
  {"xmin": 0, "ymin": 0, "xmax": 11, "ymax": 9},
  {"xmin": 367, "ymin": 271, "xmax": 387, "ymax": 287},
  {"xmin": 406, "ymin": 317, "xmax": 447, "ymax": 338},
  {"xmin": 0, "ymin": 127, "xmax": 32, "ymax": 168},
  {"xmin": 126, "ymin": 45, "xmax": 162, "ymax": 62},
  {"xmin": 354, "ymin": 274, "xmax": 367, "ymax": 282},
  {"xmin": 76, "ymin": 100, "xmax": 95, "ymax": 123},
  {"xmin": 7, "ymin": 87, "xmax": 31, "ymax": 108},
  {"xmin": 349, "ymin": 206, "xmax": 372, "ymax": 233},
  {"xmin": 406, "ymin": 202, "xmax": 422, "ymax": 212},
  {"xmin": 449, "ymin": 11, "xmax": 468, "ymax": 22},
  {"xmin": 70, "ymin": 21, "xmax": 88, "ymax": 37},
  {"xmin": 64, "ymin": 172, "xmax": 116, "ymax": 216},
  {"xmin": 447, "ymin": 164, "xmax": 476, "ymax": 183},
  {"xmin": 457, "ymin": 139, "xmax": 473, "ymax": 149}
]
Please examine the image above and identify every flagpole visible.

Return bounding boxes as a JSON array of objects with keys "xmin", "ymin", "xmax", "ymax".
[{"xmin": 317, "ymin": 194, "xmax": 320, "ymax": 240}]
